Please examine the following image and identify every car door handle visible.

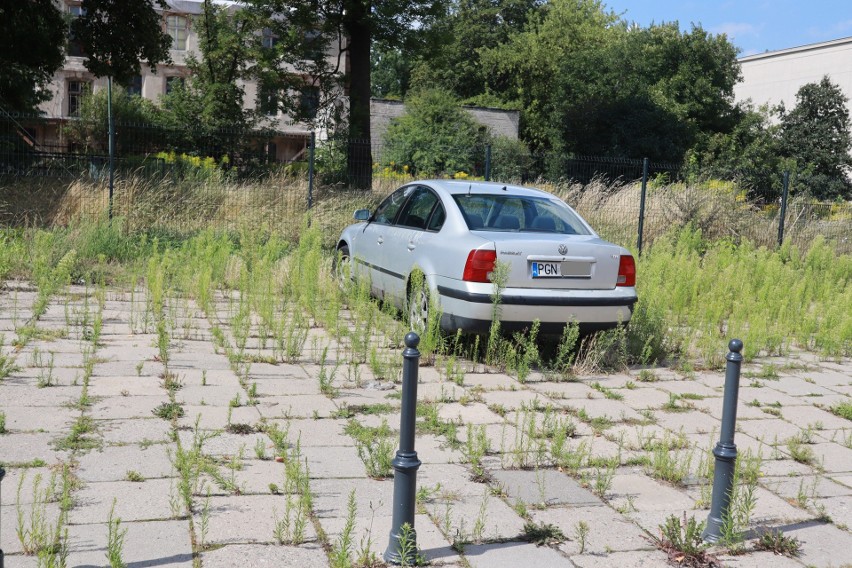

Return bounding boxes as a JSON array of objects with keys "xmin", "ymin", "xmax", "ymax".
[{"xmin": 377, "ymin": 236, "xmax": 384, "ymax": 245}]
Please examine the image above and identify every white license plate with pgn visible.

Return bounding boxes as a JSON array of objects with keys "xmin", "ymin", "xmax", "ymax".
[{"xmin": 531, "ymin": 261, "xmax": 561, "ymax": 278}]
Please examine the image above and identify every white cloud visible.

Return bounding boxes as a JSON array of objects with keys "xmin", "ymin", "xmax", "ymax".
[{"xmin": 711, "ymin": 22, "xmax": 760, "ymax": 39}]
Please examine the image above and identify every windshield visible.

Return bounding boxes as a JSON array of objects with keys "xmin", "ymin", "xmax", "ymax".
[{"xmin": 452, "ymin": 194, "xmax": 591, "ymax": 235}]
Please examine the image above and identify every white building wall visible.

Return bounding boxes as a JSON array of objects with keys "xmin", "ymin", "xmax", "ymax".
[{"xmin": 734, "ymin": 37, "xmax": 852, "ymax": 112}]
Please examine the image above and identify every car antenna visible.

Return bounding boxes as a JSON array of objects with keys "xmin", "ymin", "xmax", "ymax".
[
  {"xmin": 501, "ymin": 185, "xmax": 507, "ymax": 191},
  {"xmin": 467, "ymin": 183, "xmax": 472, "ymax": 196}
]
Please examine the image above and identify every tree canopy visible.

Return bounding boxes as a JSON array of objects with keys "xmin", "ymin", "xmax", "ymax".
[
  {"xmin": 72, "ymin": 0, "xmax": 173, "ymax": 83},
  {"xmin": 0, "ymin": 0, "xmax": 67, "ymax": 112},
  {"xmin": 779, "ymin": 76, "xmax": 852, "ymax": 200}
]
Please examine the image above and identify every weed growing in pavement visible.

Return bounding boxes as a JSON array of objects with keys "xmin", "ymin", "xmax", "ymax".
[
  {"xmin": 0, "ymin": 410, "xmax": 5, "ymax": 434},
  {"xmin": 0, "ymin": 335, "xmax": 20, "ymax": 380},
  {"xmin": 125, "ymin": 470, "xmax": 145, "ymax": 483},
  {"xmin": 830, "ymin": 401, "xmax": 852, "ymax": 421},
  {"xmin": 754, "ymin": 527, "xmax": 801, "ymax": 557},
  {"xmin": 462, "ymin": 423, "xmax": 491, "ymax": 482},
  {"xmin": 653, "ymin": 513, "xmax": 719, "ymax": 567},
  {"xmin": 330, "ymin": 490, "xmax": 358, "ymax": 568},
  {"xmin": 16, "ymin": 471, "xmax": 70, "ymax": 562},
  {"xmin": 523, "ymin": 521, "xmax": 565, "ymax": 546},
  {"xmin": 153, "ymin": 402, "xmax": 185, "ymax": 421},
  {"xmin": 719, "ymin": 449, "xmax": 762, "ymax": 554},
  {"xmin": 575, "ymin": 520, "xmax": 589, "ymax": 553},
  {"xmin": 106, "ymin": 498, "xmax": 128, "ymax": 568},
  {"xmin": 55, "ymin": 414, "xmax": 99, "ymax": 452},
  {"xmin": 347, "ymin": 419, "xmax": 396, "ymax": 478}
]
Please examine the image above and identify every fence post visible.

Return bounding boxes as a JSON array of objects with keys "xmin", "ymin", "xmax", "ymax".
[
  {"xmin": 107, "ymin": 75, "xmax": 115, "ymax": 222},
  {"xmin": 384, "ymin": 332, "xmax": 422, "ymax": 565},
  {"xmin": 485, "ymin": 143, "xmax": 492, "ymax": 182},
  {"xmin": 637, "ymin": 157, "xmax": 649, "ymax": 254},
  {"xmin": 777, "ymin": 170, "xmax": 790, "ymax": 247},
  {"xmin": 307, "ymin": 131, "xmax": 316, "ymax": 211},
  {"xmin": 703, "ymin": 339, "xmax": 744, "ymax": 543}
]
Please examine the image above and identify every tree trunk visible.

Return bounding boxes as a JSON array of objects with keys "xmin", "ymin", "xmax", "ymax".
[{"xmin": 344, "ymin": 0, "xmax": 372, "ymax": 189}]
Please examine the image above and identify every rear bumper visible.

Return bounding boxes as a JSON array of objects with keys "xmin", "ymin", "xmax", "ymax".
[{"xmin": 435, "ymin": 281, "xmax": 637, "ymax": 334}]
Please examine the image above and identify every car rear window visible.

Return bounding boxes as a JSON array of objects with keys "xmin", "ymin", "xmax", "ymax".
[{"xmin": 452, "ymin": 194, "xmax": 591, "ymax": 235}]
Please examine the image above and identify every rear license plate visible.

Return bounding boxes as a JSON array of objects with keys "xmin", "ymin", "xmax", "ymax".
[{"xmin": 531, "ymin": 261, "xmax": 561, "ymax": 278}]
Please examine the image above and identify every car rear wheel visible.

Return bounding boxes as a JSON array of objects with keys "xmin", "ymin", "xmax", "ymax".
[
  {"xmin": 408, "ymin": 283, "xmax": 429, "ymax": 333},
  {"xmin": 333, "ymin": 244, "xmax": 351, "ymax": 290}
]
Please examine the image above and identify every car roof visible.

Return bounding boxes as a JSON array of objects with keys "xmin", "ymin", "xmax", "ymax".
[{"xmin": 419, "ymin": 179, "xmax": 553, "ymax": 199}]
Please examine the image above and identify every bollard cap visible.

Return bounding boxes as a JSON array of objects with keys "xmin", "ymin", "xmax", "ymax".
[
  {"xmin": 404, "ymin": 331, "xmax": 420, "ymax": 349},
  {"xmin": 728, "ymin": 339, "xmax": 743, "ymax": 354},
  {"xmin": 0, "ymin": 465, "xmax": 5, "ymax": 481}
]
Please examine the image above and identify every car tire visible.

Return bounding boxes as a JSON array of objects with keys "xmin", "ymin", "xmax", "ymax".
[
  {"xmin": 408, "ymin": 281, "xmax": 429, "ymax": 333},
  {"xmin": 333, "ymin": 244, "xmax": 352, "ymax": 290}
]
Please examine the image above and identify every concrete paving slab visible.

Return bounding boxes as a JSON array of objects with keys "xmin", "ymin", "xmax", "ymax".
[
  {"xmin": 479, "ymin": 389, "xmax": 556, "ymax": 411},
  {"xmin": 0, "ymin": 384, "xmax": 81, "ymax": 406},
  {"xmin": 490, "ymin": 468, "xmax": 600, "ymax": 507},
  {"xmin": 654, "ymin": 410, "xmax": 720, "ymax": 435},
  {"xmin": 99, "ymin": 418, "xmax": 173, "ymax": 445},
  {"xmin": 200, "ymin": 494, "xmax": 318, "ymax": 545},
  {"xmin": 70, "ymin": 478, "xmax": 175, "ymax": 524},
  {"xmin": 532, "ymin": 505, "xmax": 651, "ymax": 555},
  {"xmin": 562, "ymin": 398, "xmax": 644, "ymax": 423},
  {"xmin": 463, "ymin": 541, "xmax": 569, "ymax": 568},
  {"xmin": 178, "ymin": 405, "xmax": 261, "ymax": 429},
  {"xmin": 419, "ymin": 381, "xmax": 466, "ymax": 402},
  {"xmin": 65, "ymin": 519, "xmax": 193, "ymax": 567},
  {"xmin": 781, "ymin": 405, "xmax": 852, "ymax": 431},
  {"xmin": 89, "ymin": 395, "xmax": 169, "ymax": 420},
  {"xmin": 424, "ymin": 490, "xmax": 526, "ymax": 542},
  {"xmin": 461, "ymin": 373, "xmax": 520, "ymax": 390},
  {"xmin": 300, "ymin": 445, "xmax": 367, "ymax": 479},
  {"xmin": 806, "ymin": 442, "xmax": 852, "ymax": 474},
  {"xmin": 569, "ymin": 549, "xmax": 672, "ymax": 567},
  {"xmin": 609, "ymin": 473, "xmax": 695, "ymax": 513},
  {"xmin": 200, "ymin": 542, "xmax": 328, "ymax": 568},
  {"xmin": 255, "ymin": 394, "xmax": 340, "ymax": 419},
  {"xmin": 0, "ymin": 405, "xmax": 78, "ymax": 433},
  {"xmin": 1, "ymin": 467, "xmax": 56, "ymax": 506},
  {"xmin": 783, "ymin": 520, "xmax": 852, "ymax": 567},
  {"xmin": 75, "ymin": 443, "xmax": 174, "ymax": 483},
  {"xmin": 529, "ymin": 380, "xmax": 601, "ymax": 400},
  {"xmin": 438, "ymin": 402, "xmax": 505, "ymax": 425},
  {"xmin": 87, "ymin": 375, "xmax": 160, "ymax": 397},
  {"xmin": 1, "ymin": 432, "xmax": 70, "ymax": 465},
  {"xmin": 249, "ymin": 377, "xmax": 320, "ymax": 396},
  {"xmin": 1, "ymin": 502, "xmax": 62, "ymax": 555}
]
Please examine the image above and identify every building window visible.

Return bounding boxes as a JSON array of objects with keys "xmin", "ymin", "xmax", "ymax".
[
  {"xmin": 126, "ymin": 75, "xmax": 142, "ymax": 96},
  {"xmin": 303, "ymin": 30, "xmax": 324, "ymax": 61},
  {"xmin": 261, "ymin": 28, "xmax": 278, "ymax": 49},
  {"xmin": 165, "ymin": 76, "xmax": 185, "ymax": 94},
  {"xmin": 68, "ymin": 4, "xmax": 85, "ymax": 57},
  {"xmin": 299, "ymin": 86, "xmax": 320, "ymax": 119},
  {"xmin": 68, "ymin": 81, "xmax": 89, "ymax": 117},
  {"xmin": 167, "ymin": 15, "xmax": 188, "ymax": 50},
  {"xmin": 258, "ymin": 82, "xmax": 279, "ymax": 116}
]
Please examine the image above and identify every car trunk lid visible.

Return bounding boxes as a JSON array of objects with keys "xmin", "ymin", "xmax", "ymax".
[{"xmin": 491, "ymin": 235, "xmax": 622, "ymax": 290}]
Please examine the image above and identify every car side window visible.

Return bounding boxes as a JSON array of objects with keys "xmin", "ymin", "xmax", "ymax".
[
  {"xmin": 426, "ymin": 203, "xmax": 446, "ymax": 232},
  {"xmin": 373, "ymin": 186, "xmax": 412, "ymax": 225},
  {"xmin": 396, "ymin": 186, "xmax": 440, "ymax": 231}
]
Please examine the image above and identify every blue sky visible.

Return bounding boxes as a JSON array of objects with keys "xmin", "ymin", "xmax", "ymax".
[{"xmin": 603, "ymin": 1, "xmax": 852, "ymax": 57}]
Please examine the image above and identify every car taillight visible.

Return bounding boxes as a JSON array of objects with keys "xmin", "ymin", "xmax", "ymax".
[
  {"xmin": 617, "ymin": 255, "xmax": 636, "ymax": 287},
  {"xmin": 463, "ymin": 249, "xmax": 497, "ymax": 282}
]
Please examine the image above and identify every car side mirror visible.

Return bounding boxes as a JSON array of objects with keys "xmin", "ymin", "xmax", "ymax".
[{"xmin": 354, "ymin": 209, "xmax": 370, "ymax": 221}]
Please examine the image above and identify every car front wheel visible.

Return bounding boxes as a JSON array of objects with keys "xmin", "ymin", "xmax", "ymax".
[{"xmin": 333, "ymin": 244, "xmax": 352, "ymax": 290}]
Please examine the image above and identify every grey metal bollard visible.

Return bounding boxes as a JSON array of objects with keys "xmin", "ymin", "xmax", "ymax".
[
  {"xmin": 384, "ymin": 332, "xmax": 422, "ymax": 565},
  {"xmin": 703, "ymin": 339, "xmax": 744, "ymax": 543},
  {"xmin": 1, "ymin": 465, "xmax": 5, "ymax": 568}
]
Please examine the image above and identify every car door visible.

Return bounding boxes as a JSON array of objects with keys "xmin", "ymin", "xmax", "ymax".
[
  {"xmin": 353, "ymin": 186, "xmax": 412, "ymax": 298},
  {"xmin": 382, "ymin": 185, "xmax": 444, "ymax": 305}
]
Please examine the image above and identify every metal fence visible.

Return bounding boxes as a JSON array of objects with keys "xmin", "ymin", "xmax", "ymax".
[{"xmin": 1, "ymin": 112, "xmax": 850, "ymax": 254}]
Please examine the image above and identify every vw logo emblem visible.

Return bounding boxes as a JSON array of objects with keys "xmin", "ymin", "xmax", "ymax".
[{"xmin": 558, "ymin": 244, "xmax": 568, "ymax": 255}]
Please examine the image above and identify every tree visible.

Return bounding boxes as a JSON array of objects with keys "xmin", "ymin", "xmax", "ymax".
[
  {"xmin": 250, "ymin": 0, "xmax": 448, "ymax": 188},
  {"xmin": 779, "ymin": 76, "xmax": 852, "ymax": 200},
  {"xmin": 408, "ymin": 0, "xmax": 542, "ymax": 103},
  {"xmin": 0, "ymin": 0, "xmax": 66, "ymax": 112},
  {"xmin": 382, "ymin": 89, "xmax": 487, "ymax": 176},
  {"xmin": 64, "ymin": 86, "xmax": 161, "ymax": 153},
  {"xmin": 159, "ymin": 0, "xmax": 259, "ymax": 145},
  {"xmin": 478, "ymin": 0, "xmax": 617, "ymax": 151},
  {"xmin": 553, "ymin": 22, "xmax": 741, "ymax": 163},
  {"xmin": 686, "ymin": 103, "xmax": 784, "ymax": 199},
  {"xmin": 72, "ymin": 0, "xmax": 172, "ymax": 85}
]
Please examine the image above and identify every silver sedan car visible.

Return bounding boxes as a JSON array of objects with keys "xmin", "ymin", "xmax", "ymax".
[{"xmin": 336, "ymin": 180, "xmax": 637, "ymax": 334}]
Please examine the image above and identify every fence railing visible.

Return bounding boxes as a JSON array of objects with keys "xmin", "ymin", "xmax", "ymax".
[{"xmin": 1, "ymin": 113, "xmax": 850, "ymax": 255}]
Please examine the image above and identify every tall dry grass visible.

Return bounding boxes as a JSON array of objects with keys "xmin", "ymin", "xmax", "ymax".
[{"xmin": 1, "ymin": 172, "xmax": 849, "ymax": 253}]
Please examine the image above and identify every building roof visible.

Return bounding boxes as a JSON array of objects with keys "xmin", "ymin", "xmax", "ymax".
[{"xmin": 739, "ymin": 36, "xmax": 852, "ymax": 63}]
